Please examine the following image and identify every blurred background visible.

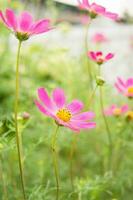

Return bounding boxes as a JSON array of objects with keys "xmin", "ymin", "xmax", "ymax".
[{"xmin": 0, "ymin": 1, "xmax": 133, "ymax": 200}]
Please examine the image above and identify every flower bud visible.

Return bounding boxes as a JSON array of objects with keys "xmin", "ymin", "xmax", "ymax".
[{"xmin": 96, "ymin": 76, "xmax": 105, "ymax": 86}]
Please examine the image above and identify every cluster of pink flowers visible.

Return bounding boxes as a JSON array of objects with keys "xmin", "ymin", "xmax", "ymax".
[{"xmin": 78, "ymin": 0, "xmax": 119, "ymax": 20}]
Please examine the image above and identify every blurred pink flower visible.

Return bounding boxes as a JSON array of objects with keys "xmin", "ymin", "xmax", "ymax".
[
  {"xmin": 115, "ymin": 77, "xmax": 133, "ymax": 98},
  {"xmin": 91, "ymin": 33, "xmax": 108, "ymax": 44},
  {"xmin": 0, "ymin": 8, "xmax": 52, "ymax": 41},
  {"xmin": 105, "ymin": 104, "xmax": 129, "ymax": 117},
  {"xmin": 78, "ymin": 0, "xmax": 118, "ymax": 20},
  {"xmin": 35, "ymin": 88, "xmax": 96, "ymax": 133},
  {"xmin": 88, "ymin": 51, "xmax": 114, "ymax": 65}
]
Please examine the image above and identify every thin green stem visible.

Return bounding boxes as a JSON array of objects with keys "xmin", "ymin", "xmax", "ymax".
[
  {"xmin": 69, "ymin": 134, "xmax": 78, "ymax": 189},
  {"xmin": 85, "ymin": 20, "xmax": 93, "ymax": 89},
  {"xmin": 15, "ymin": 40, "xmax": 26, "ymax": 200},
  {"xmin": 98, "ymin": 67, "xmax": 113, "ymax": 170},
  {"xmin": 51, "ymin": 125, "xmax": 60, "ymax": 200}
]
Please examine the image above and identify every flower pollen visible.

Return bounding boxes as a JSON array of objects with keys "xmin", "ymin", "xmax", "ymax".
[
  {"xmin": 128, "ymin": 87, "xmax": 133, "ymax": 95},
  {"xmin": 56, "ymin": 108, "xmax": 72, "ymax": 122},
  {"xmin": 113, "ymin": 108, "xmax": 121, "ymax": 116}
]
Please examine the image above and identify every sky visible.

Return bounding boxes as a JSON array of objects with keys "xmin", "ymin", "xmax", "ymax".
[{"xmin": 54, "ymin": 0, "xmax": 133, "ymax": 16}]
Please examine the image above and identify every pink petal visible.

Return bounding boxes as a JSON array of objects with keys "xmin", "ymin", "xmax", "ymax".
[
  {"xmin": 104, "ymin": 109, "xmax": 113, "ymax": 116},
  {"xmin": 117, "ymin": 77, "xmax": 126, "ymax": 88},
  {"xmin": 78, "ymin": 0, "xmax": 89, "ymax": 10},
  {"xmin": 91, "ymin": 3, "xmax": 105, "ymax": 14},
  {"xmin": 34, "ymin": 100, "xmax": 52, "ymax": 117},
  {"xmin": 66, "ymin": 122, "xmax": 80, "ymax": 133},
  {"xmin": 67, "ymin": 100, "xmax": 84, "ymax": 114},
  {"xmin": 52, "ymin": 88, "xmax": 66, "ymax": 109},
  {"xmin": 105, "ymin": 53, "xmax": 114, "ymax": 61},
  {"xmin": 83, "ymin": 0, "xmax": 90, "ymax": 6},
  {"xmin": 115, "ymin": 83, "xmax": 124, "ymax": 93},
  {"xmin": 38, "ymin": 88, "xmax": 55, "ymax": 111},
  {"xmin": 19, "ymin": 11, "xmax": 33, "ymax": 32},
  {"xmin": 88, "ymin": 51, "xmax": 97, "ymax": 61},
  {"xmin": 72, "ymin": 111, "xmax": 95, "ymax": 120},
  {"xmin": 55, "ymin": 118, "xmax": 80, "ymax": 132},
  {"xmin": 70, "ymin": 120, "xmax": 96, "ymax": 129},
  {"xmin": 104, "ymin": 105, "xmax": 116, "ymax": 116},
  {"xmin": 121, "ymin": 105, "xmax": 129, "ymax": 113},
  {"xmin": 126, "ymin": 78, "xmax": 133, "ymax": 86},
  {"xmin": 5, "ymin": 9, "xmax": 17, "ymax": 31},
  {"xmin": 0, "ymin": 11, "xmax": 10, "ymax": 27},
  {"xmin": 104, "ymin": 11, "xmax": 119, "ymax": 20},
  {"xmin": 96, "ymin": 51, "xmax": 102, "ymax": 56},
  {"xmin": 30, "ymin": 19, "xmax": 51, "ymax": 35}
]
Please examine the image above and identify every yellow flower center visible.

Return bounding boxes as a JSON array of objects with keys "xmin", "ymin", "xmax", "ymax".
[
  {"xmin": 113, "ymin": 108, "xmax": 121, "ymax": 116},
  {"xmin": 128, "ymin": 87, "xmax": 133, "ymax": 95},
  {"xmin": 56, "ymin": 109, "xmax": 71, "ymax": 122},
  {"xmin": 126, "ymin": 111, "xmax": 133, "ymax": 120}
]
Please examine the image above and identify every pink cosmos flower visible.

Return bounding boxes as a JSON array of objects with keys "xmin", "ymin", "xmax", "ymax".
[
  {"xmin": 78, "ymin": 0, "xmax": 118, "ymax": 20},
  {"xmin": 115, "ymin": 77, "xmax": 133, "ymax": 98},
  {"xmin": 35, "ymin": 88, "xmax": 96, "ymax": 133},
  {"xmin": 0, "ymin": 8, "xmax": 52, "ymax": 41},
  {"xmin": 91, "ymin": 33, "xmax": 108, "ymax": 44},
  {"xmin": 105, "ymin": 104, "xmax": 129, "ymax": 117},
  {"xmin": 88, "ymin": 51, "xmax": 114, "ymax": 65}
]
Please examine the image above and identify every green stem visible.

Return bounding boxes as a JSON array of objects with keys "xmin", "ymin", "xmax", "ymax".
[
  {"xmin": 15, "ymin": 40, "xmax": 26, "ymax": 200},
  {"xmin": 85, "ymin": 20, "xmax": 93, "ymax": 89},
  {"xmin": 98, "ymin": 67, "xmax": 113, "ymax": 170},
  {"xmin": 69, "ymin": 134, "xmax": 77, "ymax": 189},
  {"xmin": 51, "ymin": 125, "xmax": 60, "ymax": 200}
]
